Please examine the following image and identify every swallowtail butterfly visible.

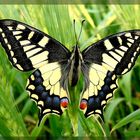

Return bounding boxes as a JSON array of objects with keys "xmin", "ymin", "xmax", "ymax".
[{"xmin": 0, "ymin": 19, "xmax": 140, "ymax": 125}]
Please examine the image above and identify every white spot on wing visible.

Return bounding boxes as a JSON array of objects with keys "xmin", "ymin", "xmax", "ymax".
[
  {"xmin": 20, "ymin": 40, "xmax": 30, "ymax": 46},
  {"xmin": 101, "ymin": 100, "xmax": 106, "ymax": 106},
  {"xmin": 4, "ymin": 38, "xmax": 8, "ymax": 44},
  {"xmin": 0, "ymin": 28, "xmax": 2, "ymax": 32},
  {"xmin": 112, "ymin": 74, "xmax": 116, "ymax": 80},
  {"xmin": 117, "ymin": 36, "xmax": 122, "ymax": 45},
  {"xmin": 115, "ymin": 49, "xmax": 124, "ymax": 56},
  {"xmin": 16, "ymin": 64, "xmax": 23, "ymax": 70},
  {"xmin": 30, "ymin": 51, "xmax": 48, "ymax": 65},
  {"xmin": 43, "ymin": 109, "xmax": 51, "ymax": 114},
  {"xmin": 17, "ymin": 24, "xmax": 26, "ymax": 30},
  {"xmin": 133, "ymin": 52, "xmax": 137, "ymax": 57},
  {"xmin": 127, "ymin": 38, "xmax": 134, "ymax": 43},
  {"xmin": 38, "ymin": 101, "xmax": 44, "ymax": 106},
  {"xmin": 15, "ymin": 35, "xmax": 22, "ymax": 40},
  {"xmin": 13, "ymin": 31, "xmax": 22, "ymax": 35},
  {"xmin": 8, "ymin": 44, "xmax": 11, "ymax": 50},
  {"xmin": 13, "ymin": 57, "xmax": 17, "ymax": 63},
  {"xmin": 104, "ymin": 40, "xmax": 113, "ymax": 50},
  {"xmin": 110, "ymin": 84, "xmax": 116, "ymax": 89},
  {"xmin": 125, "ymin": 33, "xmax": 132, "ymax": 37},
  {"xmin": 120, "ymin": 46, "xmax": 128, "ymax": 51},
  {"xmin": 135, "ymin": 36, "xmax": 139, "ymax": 39},
  {"xmin": 106, "ymin": 93, "xmax": 112, "ymax": 99},
  {"xmin": 2, "ymin": 33, "xmax": 5, "ymax": 37},
  {"xmin": 8, "ymin": 26, "xmax": 13, "ymax": 31},
  {"xmin": 131, "ymin": 57, "xmax": 134, "ymax": 63},
  {"xmin": 10, "ymin": 51, "xmax": 14, "ymax": 56},
  {"xmin": 28, "ymin": 31, "xmax": 35, "ymax": 40},
  {"xmin": 136, "ymin": 47, "xmax": 140, "ymax": 52},
  {"xmin": 26, "ymin": 48, "xmax": 42, "ymax": 57},
  {"xmin": 122, "ymin": 68, "xmax": 128, "ymax": 74},
  {"xmin": 31, "ymin": 94, "xmax": 39, "ymax": 100},
  {"xmin": 127, "ymin": 42, "xmax": 132, "ymax": 47},
  {"xmin": 128, "ymin": 63, "xmax": 132, "ymax": 69},
  {"xmin": 52, "ymin": 110, "xmax": 60, "ymax": 114},
  {"xmin": 102, "ymin": 54, "xmax": 118, "ymax": 69},
  {"xmin": 31, "ymin": 75, "xmax": 35, "ymax": 80},
  {"xmin": 28, "ymin": 85, "xmax": 35, "ymax": 90},
  {"xmin": 38, "ymin": 36, "xmax": 49, "ymax": 47},
  {"xmin": 23, "ymin": 45, "xmax": 36, "ymax": 52},
  {"xmin": 87, "ymin": 111, "xmax": 94, "ymax": 116},
  {"xmin": 95, "ymin": 109, "xmax": 101, "ymax": 114},
  {"xmin": 109, "ymin": 51, "xmax": 121, "ymax": 61}
]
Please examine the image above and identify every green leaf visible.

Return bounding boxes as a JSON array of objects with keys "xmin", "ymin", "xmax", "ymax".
[
  {"xmin": 104, "ymin": 98, "xmax": 124, "ymax": 122},
  {"xmin": 111, "ymin": 109, "xmax": 140, "ymax": 132},
  {"xmin": 124, "ymin": 130, "xmax": 140, "ymax": 137}
]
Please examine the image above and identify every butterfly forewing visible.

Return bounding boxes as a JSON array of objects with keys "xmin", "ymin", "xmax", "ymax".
[
  {"xmin": 0, "ymin": 19, "xmax": 71, "ymax": 123},
  {"xmin": 81, "ymin": 30, "xmax": 140, "ymax": 118}
]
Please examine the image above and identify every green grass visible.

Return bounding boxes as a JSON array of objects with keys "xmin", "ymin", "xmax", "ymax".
[{"xmin": 0, "ymin": 4, "xmax": 140, "ymax": 138}]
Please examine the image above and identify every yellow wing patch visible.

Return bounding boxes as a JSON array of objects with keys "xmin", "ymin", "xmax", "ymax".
[{"xmin": 81, "ymin": 63, "xmax": 118, "ymax": 117}]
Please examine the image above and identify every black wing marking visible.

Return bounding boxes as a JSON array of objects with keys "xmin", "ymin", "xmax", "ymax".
[
  {"xmin": 80, "ymin": 30, "xmax": 140, "ymax": 118},
  {"xmin": 0, "ymin": 19, "xmax": 71, "ymax": 124}
]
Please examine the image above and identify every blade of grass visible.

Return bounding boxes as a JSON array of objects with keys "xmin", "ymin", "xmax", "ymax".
[
  {"xmin": 104, "ymin": 98, "xmax": 124, "ymax": 122},
  {"xmin": 111, "ymin": 109, "xmax": 140, "ymax": 133}
]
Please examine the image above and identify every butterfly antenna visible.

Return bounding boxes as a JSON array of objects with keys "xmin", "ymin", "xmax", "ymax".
[
  {"xmin": 77, "ymin": 19, "xmax": 85, "ymax": 45},
  {"xmin": 73, "ymin": 19, "xmax": 85, "ymax": 46},
  {"xmin": 73, "ymin": 19, "xmax": 78, "ymax": 45}
]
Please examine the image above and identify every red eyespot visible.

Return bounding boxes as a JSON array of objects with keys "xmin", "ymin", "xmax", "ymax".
[
  {"xmin": 80, "ymin": 100, "xmax": 87, "ymax": 110},
  {"xmin": 60, "ymin": 98, "xmax": 68, "ymax": 108}
]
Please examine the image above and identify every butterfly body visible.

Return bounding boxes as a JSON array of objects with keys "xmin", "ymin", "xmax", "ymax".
[
  {"xmin": 68, "ymin": 45, "xmax": 83, "ymax": 86},
  {"xmin": 0, "ymin": 19, "xmax": 140, "ymax": 124}
]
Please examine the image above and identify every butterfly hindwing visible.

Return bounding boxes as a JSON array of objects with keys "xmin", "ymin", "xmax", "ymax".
[
  {"xmin": 27, "ymin": 67, "xmax": 69, "ymax": 124},
  {"xmin": 0, "ymin": 19, "xmax": 71, "ymax": 122},
  {"xmin": 81, "ymin": 30, "xmax": 140, "ymax": 118}
]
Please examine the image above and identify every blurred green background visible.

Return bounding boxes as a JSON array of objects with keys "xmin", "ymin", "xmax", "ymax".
[{"xmin": 0, "ymin": 4, "xmax": 140, "ymax": 139}]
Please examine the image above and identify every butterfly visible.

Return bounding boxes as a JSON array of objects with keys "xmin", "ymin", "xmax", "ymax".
[{"xmin": 0, "ymin": 19, "xmax": 140, "ymax": 125}]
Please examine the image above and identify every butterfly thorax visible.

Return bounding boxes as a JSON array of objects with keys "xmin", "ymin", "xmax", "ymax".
[{"xmin": 68, "ymin": 45, "xmax": 82, "ymax": 87}]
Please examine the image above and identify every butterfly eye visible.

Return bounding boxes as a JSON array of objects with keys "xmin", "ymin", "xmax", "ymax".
[
  {"xmin": 80, "ymin": 99, "xmax": 87, "ymax": 110},
  {"xmin": 60, "ymin": 98, "xmax": 69, "ymax": 108}
]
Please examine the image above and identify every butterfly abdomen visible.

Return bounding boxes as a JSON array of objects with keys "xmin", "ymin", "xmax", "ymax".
[{"xmin": 69, "ymin": 46, "xmax": 81, "ymax": 87}]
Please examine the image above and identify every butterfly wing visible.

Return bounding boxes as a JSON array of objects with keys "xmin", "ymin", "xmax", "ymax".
[
  {"xmin": 80, "ymin": 30, "xmax": 140, "ymax": 118},
  {"xmin": 0, "ymin": 19, "xmax": 71, "ymax": 123}
]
